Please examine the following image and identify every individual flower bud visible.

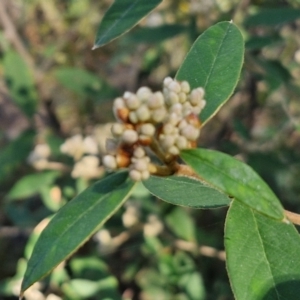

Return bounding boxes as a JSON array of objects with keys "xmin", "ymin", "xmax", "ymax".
[
  {"xmin": 129, "ymin": 169, "xmax": 142, "ymax": 181},
  {"xmin": 134, "ymin": 146, "xmax": 145, "ymax": 158},
  {"xmin": 180, "ymin": 81, "xmax": 190, "ymax": 93},
  {"xmin": 83, "ymin": 136, "xmax": 98, "ymax": 155},
  {"xmin": 116, "ymin": 152, "xmax": 131, "ymax": 168},
  {"xmin": 166, "ymin": 91, "xmax": 179, "ymax": 105},
  {"xmin": 163, "ymin": 77, "xmax": 173, "ymax": 87},
  {"xmin": 190, "ymin": 87, "xmax": 205, "ymax": 105},
  {"xmin": 168, "ymin": 145, "xmax": 180, "ymax": 155},
  {"xmin": 175, "ymin": 136, "xmax": 188, "ymax": 149},
  {"xmin": 178, "ymin": 92, "xmax": 187, "ymax": 103},
  {"xmin": 167, "ymin": 112, "xmax": 181, "ymax": 126},
  {"xmin": 113, "ymin": 97, "xmax": 125, "ymax": 109},
  {"xmin": 180, "ymin": 125, "xmax": 200, "ymax": 141},
  {"xmin": 136, "ymin": 87, "xmax": 152, "ymax": 102},
  {"xmin": 170, "ymin": 103, "xmax": 183, "ymax": 115},
  {"xmin": 160, "ymin": 134, "xmax": 176, "ymax": 149},
  {"xmin": 114, "ymin": 107, "xmax": 129, "ymax": 122},
  {"xmin": 111, "ymin": 123, "xmax": 125, "ymax": 137},
  {"xmin": 136, "ymin": 104, "xmax": 151, "ymax": 122},
  {"xmin": 103, "ymin": 155, "xmax": 117, "ymax": 170},
  {"xmin": 147, "ymin": 92, "xmax": 164, "ymax": 109},
  {"xmin": 133, "ymin": 158, "xmax": 149, "ymax": 172},
  {"xmin": 121, "ymin": 129, "xmax": 139, "ymax": 144},
  {"xmin": 178, "ymin": 119, "xmax": 188, "ymax": 130},
  {"xmin": 162, "ymin": 123, "xmax": 175, "ymax": 135},
  {"xmin": 129, "ymin": 111, "xmax": 138, "ymax": 124},
  {"xmin": 141, "ymin": 170, "xmax": 150, "ymax": 180},
  {"xmin": 140, "ymin": 123, "xmax": 155, "ymax": 137},
  {"xmin": 168, "ymin": 81, "xmax": 181, "ymax": 93},
  {"xmin": 124, "ymin": 92, "xmax": 140, "ymax": 110},
  {"xmin": 152, "ymin": 107, "xmax": 167, "ymax": 123}
]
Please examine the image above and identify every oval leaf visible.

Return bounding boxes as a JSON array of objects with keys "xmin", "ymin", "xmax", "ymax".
[
  {"xmin": 176, "ymin": 21, "xmax": 244, "ymax": 125},
  {"xmin": 180, "ymin": 149, "xmax": 284, "ymax": 220},
  {"xmin": 225, "ymin": 200, "xmax": 300, "ymax": 300},
  {"xmin": 21, "ymin": 171, "xmax": 135, "ymax": 294},
  {"xmin": 143, "ymin": 175, "xmax": 230, "ymax": 208},
  {"xmin": 93, "ymin": 0, "xmax": 162, "ymax": 48}
]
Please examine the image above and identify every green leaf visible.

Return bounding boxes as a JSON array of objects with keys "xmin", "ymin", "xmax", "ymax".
[
  {"xmin": 176, "ymin": 21, "xmax": 244, "ymax": 125},
  {"xmin": 244, "ymin": 7, "xmax": 300, "ymax": 27},
  {"xmin": 93, "ymin": 0, "xmax": 162, "ymax": 48},
  {"xmin": 54, "ymin": 67, "xmax": 117, "ymax": 100},
  {"xmin": 166, "ymin": 207, "xmax": 197, "ymax": 242},
  {"xmin": 143, "ymin": 175, "xmax": 230, "ymax": 208},
  {"xmin": 180, "ymin": 149, "xmax": 284, "ymax": 220},
  {"xmin": 7, "ymin": 171, "xmax": 60, "ymax": 200},
  {"xmin": 128, "ymin": 24, "xmax": 186, "ymax": 44},
  {"xmin": 0, "ymin": 130, "xmax": 35, "ymax": 184},
  {"xmin": 225, "ymin": 200, "xmax": 300, "ymax": 300},
  {"xmin": 3, "ymin": 51, "xmax": 38, "ymax": 118},
  {"xmin": 21, "ymin": 171, "xmax": 135, "ymax": 294}
]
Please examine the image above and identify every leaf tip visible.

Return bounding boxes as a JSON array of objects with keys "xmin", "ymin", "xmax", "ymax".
[{"xmin": 91, "ymin": 45, "xmax": 98, "ymax": 50}]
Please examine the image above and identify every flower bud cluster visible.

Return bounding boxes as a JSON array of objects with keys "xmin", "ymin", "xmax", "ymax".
[{"xmin": 103, "ymin": 77, "xmax": 206, "ymax": 181}]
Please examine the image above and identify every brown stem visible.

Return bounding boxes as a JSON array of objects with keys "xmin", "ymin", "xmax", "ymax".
[{"xmin": 284, "ymin": 210, "xmax": 300, "ymax": 226}]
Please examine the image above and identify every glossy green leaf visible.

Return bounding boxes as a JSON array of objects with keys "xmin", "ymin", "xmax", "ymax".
[
  {"xmin": 0, "ymin": 130, "xmax": 35, "ymax": 184},
  {"xmin": 21, "ymin": 171, "xmax": 135, "ymax": 294},
  {"xmin": 143, "ymin": 175, "xmax": 230, "ymax": 208},
  {"xmin": 93, "ymin": 0, "xmax": 162, "ymax": 48},
  {"xmin": 180, "ymin": 149, "xmax": 284, "ymax": 220},
  {"xmin": 225, "ymin": 200, "xmax": 300, "ymax": 300},
  {"xmin": 128, "ymin": 24, "xmax": 186, "ymax": 44},
  {"xmin": 3, "ymin": 51, "xmax": 37, "ymax": 118},
  {"xmin": 7, "ymin": 171, "xmax": 60, "ymax": 200},
  {"xmin": 244, "ymin": 7, "xmax": 300, "ymax": 27},
  {"xmin": 176, "ymin": 21, "xmax": 244, "ymax": 124}
]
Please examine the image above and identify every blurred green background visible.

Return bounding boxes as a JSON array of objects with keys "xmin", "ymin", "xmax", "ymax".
[{"xmin": 1, "ymin": 0, "xmax": 300, "ymax": 299}]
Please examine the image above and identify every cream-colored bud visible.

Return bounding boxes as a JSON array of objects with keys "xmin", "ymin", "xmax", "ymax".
[
  {"xmin": 147, "ymin": 92, "xmax": 164, "ymax": 109},
  {"xmin": 170, "ymin": 103, "xmax": 183, "ymax": 115},
  {"xmin": 178, "ymin": 119, "xmax": 188, "ymax": 130},
  {"xmin": 103, "ymin": 155, "xmax": 117, "ymax": 170},
  {"xmin": 133, "ymin": 159, "xmax": 148, "ymax": 172},
  {"xmin": 190, "ymin": 87, "xmax": 205, "ymax": 105},
  {"xmin": 178, "ymin": 92, "xmax": 187, "ymax": 103},
  {"xmin": 181, "ymin": 81, "xmax": 190, "ymax": 93},
  {"xmin": 136, "ymin": 87, "xmax": 152, "ymax": 102},
  {"xmin": 152, "ymin": 107, "xmax": 167, "ymax": 123},
  {"xmin": 140, "ymin": 123, "xmax": 155, "ymax": 136},
  {"xmin": 129, "ymin": 169, "xmax": 142, "ymax": 181},
  {"xmin": 160, "ymin": 135, "xmax": 176, "ymax": 149},
  {"xmin": 122, "ymin": 129, "xmax": 139, "ymax": 144},
  {"xmin": 175, "ymin": 136, "xmax": 188, "ymax": 149},
  {"xmin": 129, "ymin": 111, "xmax": 138, "ymax": 124},
  {"xmin": 180, "ymin": 125, "xmax": 200, "ymax": 141},
  {"xmin": 168, "ymin": 81, "xmax": 181, "ymax": 93},
  {"xmin": 134, "ymin": 147, "xmax": 145, "ymax": 158},
  {"xmin": 111, "ymin": 123, "xmax": 125, "ymax": 137},
  {"xmin": 167, "ymin": 112, "xmax": 181, "ymax": 126},
  {"xmin": 167, "ymin": 91, "xmax": 179, "ymax": 105},
  {"xmin": 163, "ymin": 77, "xmax": 173, "ymax": 87},
  {"xmin": 136, "ymin": 104, "xmax": 151, "ymax": 122},
  {"xmin": 163, "ymin": 123, "xmax": 175, "ymax": 135},
  {"xmin": 113, "ymin": 97, "xmax": 125, "ymax": 109},
  {"xmin": 124, "ymin": 93, "xmax": 140, "ymax": 110},
  {"xmin": 168, "ymin": 145, "xmax": 180, "ymax": 155},
  {"xmin": 141, "ymin": 170, "xmax": 150, "ymax": 180}
]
